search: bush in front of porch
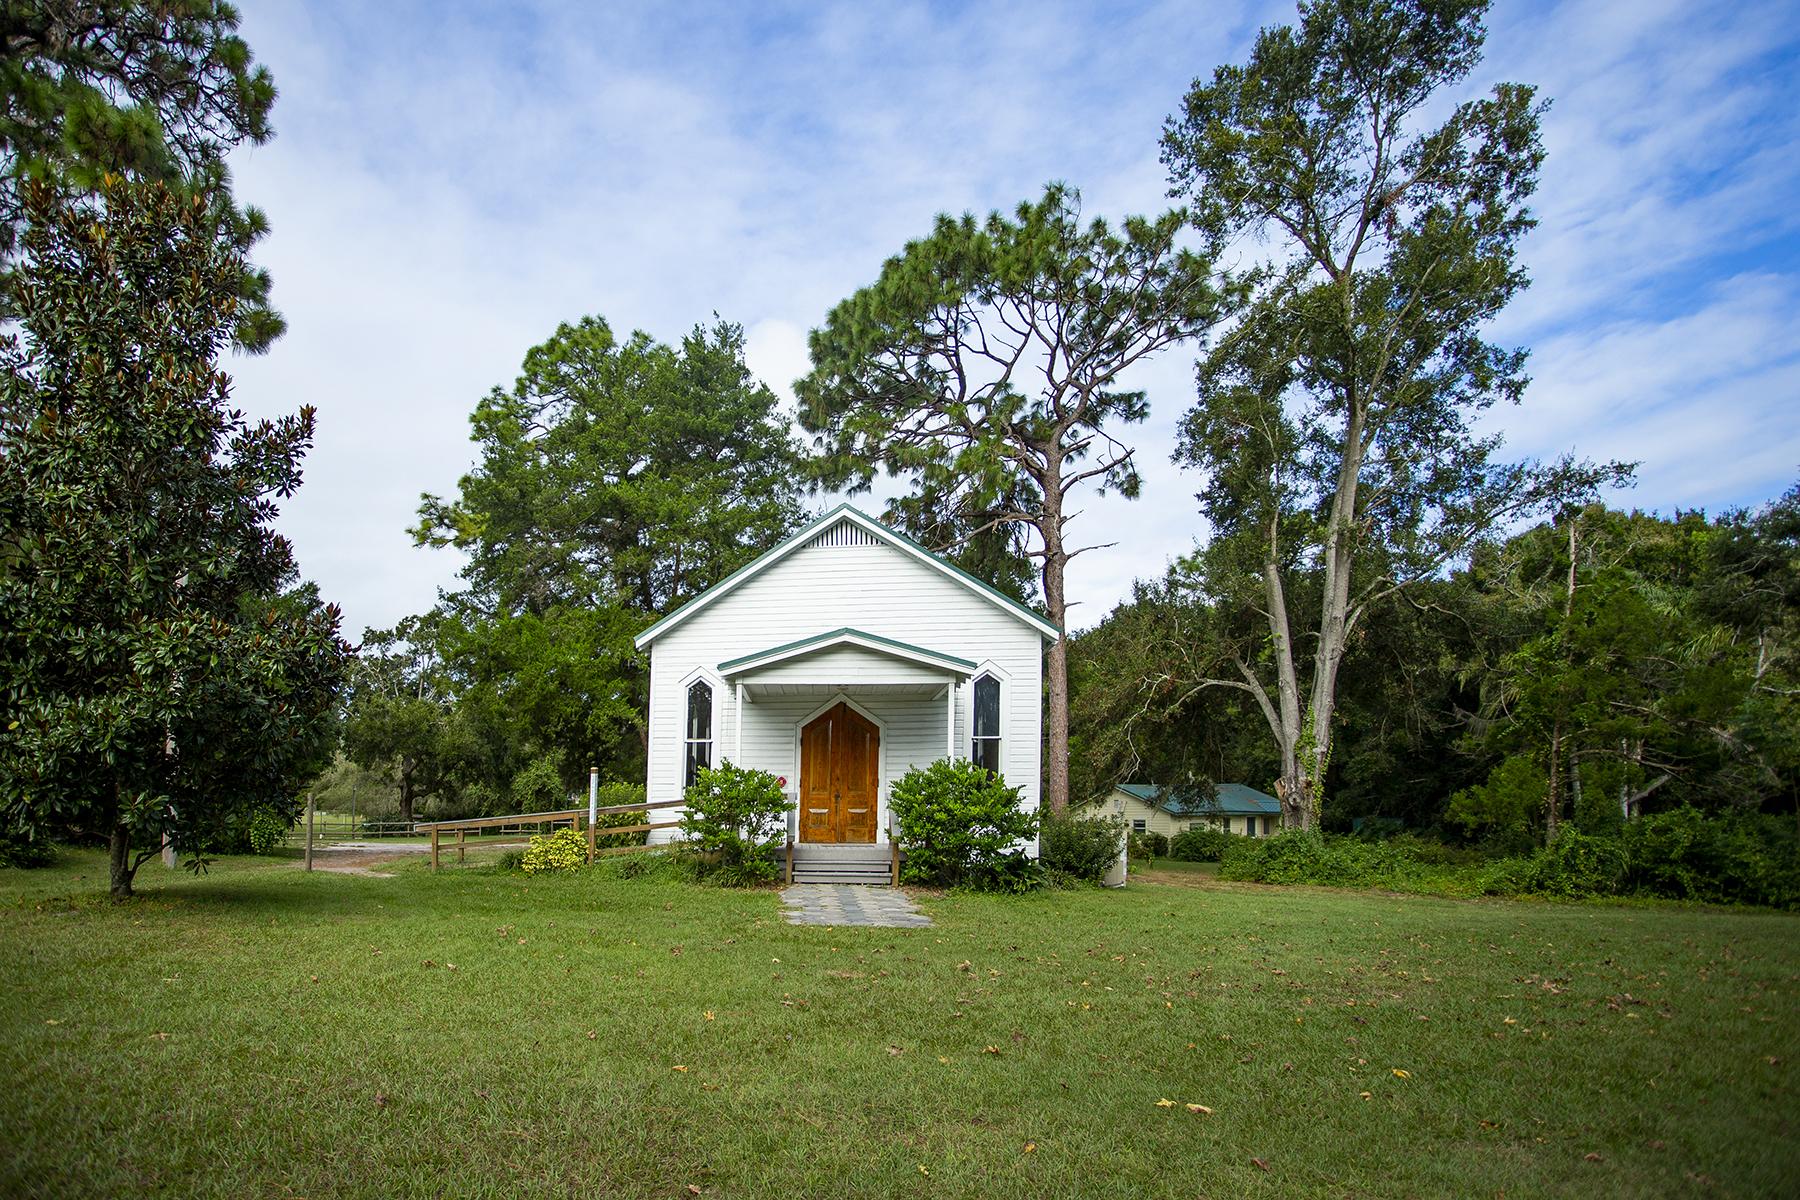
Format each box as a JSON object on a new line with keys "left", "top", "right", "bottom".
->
{"left": 680, "top": 762, "right": 793, "bottom": 886}
{"left": 889, "top": 759, "right": 1037, "bottom": 889}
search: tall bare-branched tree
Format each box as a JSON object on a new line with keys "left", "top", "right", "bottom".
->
{"left": 1160, "top": 0, "right": 1627, "bottom": 829}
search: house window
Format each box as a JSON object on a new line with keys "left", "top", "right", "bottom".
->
{"left": 684, "top": 680, "right": 713, "bottom": 788}
{"left": 1132, "top": 819, "right": 1147, "bottom": 833}
{"left": 971, "top": 674, "right": 1001, "bottom": 774}
{"left": 1244, "top": 816, "right": 1256, "bottom": 838}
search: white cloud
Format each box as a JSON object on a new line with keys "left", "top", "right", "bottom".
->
{"left": 218, "top": 0, "right": 1798, "bottom": 638}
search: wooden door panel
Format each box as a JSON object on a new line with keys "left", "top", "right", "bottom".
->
{"left": 841, "top": 707, "right": 879, "bottom": 843}
{"left": 800, "top": 707, "right": 836, "bottom": 842}
{"left": 799, "top": 703, "right": 881, "bottom": 844}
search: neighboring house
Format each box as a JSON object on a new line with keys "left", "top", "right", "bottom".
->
{"left": 1098, "top": 783, "right": 1283, "bottom": 839}
{"left": 632, "top": 504, "right": 1057, "bottom": 879}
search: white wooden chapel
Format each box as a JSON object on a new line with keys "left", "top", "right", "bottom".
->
{"left": 632, "top": 504, "right": 1057, "bottom": 881}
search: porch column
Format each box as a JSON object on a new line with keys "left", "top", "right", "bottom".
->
{"left": 734, "top": 680, "right": 744, "bottom": 764}
{"left": 945, "top": 680, "right": 956, "bottom": 760}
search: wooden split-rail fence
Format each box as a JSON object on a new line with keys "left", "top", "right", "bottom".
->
{"left": 412, "top": 798, "right": 686, "bottom": 871}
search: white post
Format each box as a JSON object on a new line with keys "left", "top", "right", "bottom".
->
{"left": 588, "top": 767, "right": 599, "bottom": 828}
{"left": 304, "top": 795, "right": 314, "bottom": 872}
{"left": 734, "top": 680, "right": 744, "bottom": 765}
{"left": 945, "top": 680, "right": 956, "bottom": 760}
{"left": 161, "top": 831, "right": 177, "bottom": 871}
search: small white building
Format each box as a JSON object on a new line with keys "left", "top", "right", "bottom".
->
{"left": 632, "top": 505, "right": 1057, "bottom": 880}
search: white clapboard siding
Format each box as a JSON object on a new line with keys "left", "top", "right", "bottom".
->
{"left": 643, "top": 529, "right": 1046, "bottom": 846}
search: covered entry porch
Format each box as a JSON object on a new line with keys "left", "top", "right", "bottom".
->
{"left": 714, "top": 628, "right": 972, "bottom": 880}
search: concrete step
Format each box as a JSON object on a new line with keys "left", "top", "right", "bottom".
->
{"left": 792, "top": 869, "right": 896, "bottom": 885}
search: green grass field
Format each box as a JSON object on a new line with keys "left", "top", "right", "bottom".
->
{"left": 3, "top": 848, "right": 1795, "bottom": 1198}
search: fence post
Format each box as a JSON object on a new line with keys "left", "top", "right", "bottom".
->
{"left": 305, "top": 796, "right": 313, "bottom": 872}
{"left": 588, "top": 767, "right": 598, "bottom": 865}
{"left": 430, "top": 827, "right": 439, "bottom": 873}
{"left": 457, "top": 828, "right": 465, "bottom": 863}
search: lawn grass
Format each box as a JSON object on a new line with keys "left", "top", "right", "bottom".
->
{"left": 3, "top": 848, "right": 1796, "bottom": 1198}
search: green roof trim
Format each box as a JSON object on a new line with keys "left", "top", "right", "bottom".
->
{"left": 718, "top": 626, "right": 977, "bottom": 674}
{"left": 633, "top": 503, "right": 1063, "bottom": 650}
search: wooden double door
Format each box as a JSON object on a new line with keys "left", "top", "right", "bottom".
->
{"left": 800, "top": 703, "right": 879, "bottom": 843}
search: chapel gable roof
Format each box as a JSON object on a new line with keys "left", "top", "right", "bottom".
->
{"left": 632, "top": 504, "right": 1061, "bottom": 650}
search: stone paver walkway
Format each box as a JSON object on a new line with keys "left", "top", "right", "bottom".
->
{"left": 780, "top": 884, "right": 933, "bottom": 928}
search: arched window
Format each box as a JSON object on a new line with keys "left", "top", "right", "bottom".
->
{"left": 971, "top": 674, "right": 1000, "bottom": 774}
{"left": 685, "top": 680, "right": 713, "bottom": 788}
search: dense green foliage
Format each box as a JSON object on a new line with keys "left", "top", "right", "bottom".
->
{"left": 678, "top": 762, "right": 792, "bottom": 886}
{"left": 797, "top": 183, "right": 1237, "bottom": 811}
{"left": 1169, "top": 826, "right": 1238, "bottom": 862}
{"left": 889, "top": 759, "right": 1038, "bottom": 887}
{"left": 1037, "top": 809, "right": 1122, "bottom": 884}
{"left": 0, "top": 1, "right": 283, "bottom": 349}
{"left": 1074, "top": 491, "right": 1800, "bottom": 842}
{"left": 0, "top": 179, "right": 349, "bottom": 897}
{"left": 1217, "top": 810, "right": 1799, "bottom": 908}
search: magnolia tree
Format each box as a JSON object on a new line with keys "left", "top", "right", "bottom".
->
{"left": 0, "top": 179, "right": 350, "bottom": 897}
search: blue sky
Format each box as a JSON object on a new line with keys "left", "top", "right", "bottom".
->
{"left": 222, "top": 0, "right": 1800, "bottom": 637}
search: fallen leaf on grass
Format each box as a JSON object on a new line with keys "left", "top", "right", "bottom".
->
{"left": 44, "top": 1020, "right": 58, "bottom": 1026}
{"left": 422, "top": 960, "right": 436, "bottom": 967}
{"left": 1023, "top": 1143, "right": 1036, "bottom": 1152}
{"left": 1647, "top": 1140, "right": 1665, "bottom": 1150}
{"left": 1359, "top": 1092, "right": 1372, "bottom": 1099}
{"left": 149, "top": 1032, "right": 168, "bottom": 1040}
{"left": 672, "top": 1065, "right": 688, "bottom": 1072}
{"left": 587, "top": 1031, "right": 596, "bottom": 1039}
{"left": 1392, "top": 1070, "right": 1410, "bottom": 1079}
{"left": 984, "top": 1046, "right": 1001, "bottom": 1055}
{"left": 938, "top": 1057, "right": 948, "bottom": 1063}
{"left": 918, "top": 1166, "right": 930, "bottom": 1176}
{"left": 1186, "top": 1104, "right": 1212, "bottom": 1114}
{"left": 375, "top": 1092, "right": 389, "bottom": 1109}
{"left": 1769, "top": 1057, "right": 1784, "bottom": 1066}
{"left": 886, "top": 1047, "right": 905, "bottom": 1057}
{"left": 1251, "top": 1157, "right": 1269, "bottom": 1171}
{"left": 686, "top": 1186, "right": 703, "bottom": 1195}
{"left": 1585, "top": 1154, "right": 1603, "bottom": 1162}
{"left": 1155, "top": 1098, "right": 1175, "bottom": 1107}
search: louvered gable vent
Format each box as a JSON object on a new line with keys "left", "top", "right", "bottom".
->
{"left": 807, "top": 519, "right": 883, "bottom": 549}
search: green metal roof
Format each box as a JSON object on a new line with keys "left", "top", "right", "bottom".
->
{"left": 1114, "top": 783, "right": 1281, "bottom": 816}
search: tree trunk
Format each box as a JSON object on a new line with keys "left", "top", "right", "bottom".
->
{"left": 1039, "top": 463, "right": 1070, "bottom": 814}
{"left": 1300, "top": 391, "right": 1370, "bottom": 831}
{"left": 1262, "top": 515, "right": 1305, "bottom": 828}
{"left": 1546, "top": 518, "right": 1578, "bottom": 844}
{"left": 108, "top": 820, "right": 135, "bottom": 899}
{"left": 398, "top": 754, "right": 416, "bottom": 827}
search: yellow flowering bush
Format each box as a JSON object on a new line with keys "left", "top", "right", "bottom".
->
{"left": 521, "top": 827, "right": 587, "bottom": 874}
